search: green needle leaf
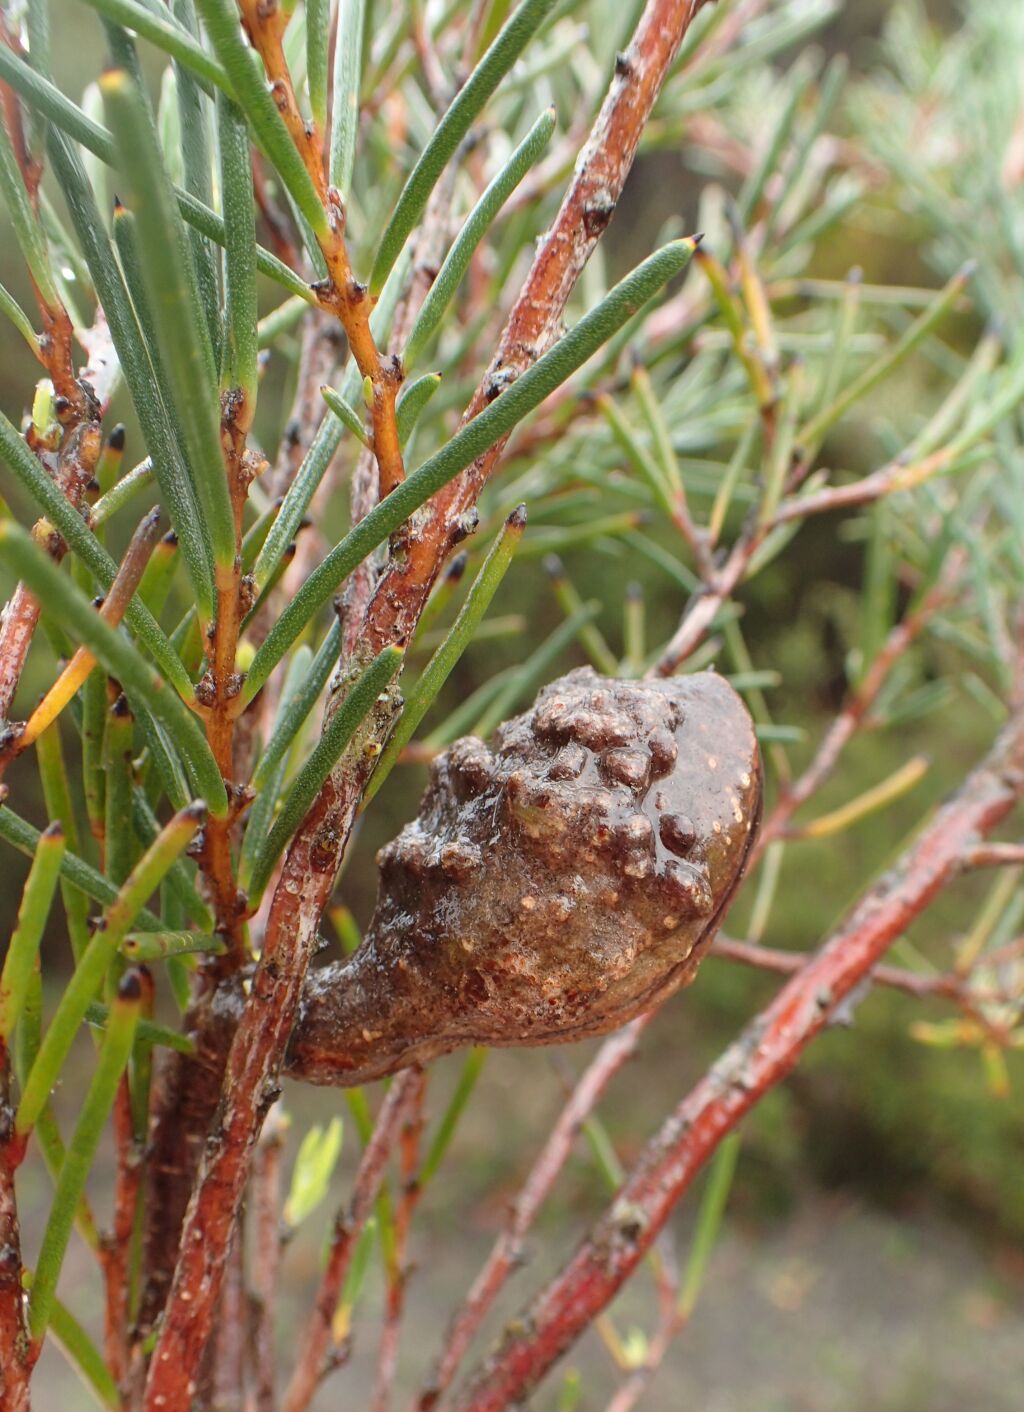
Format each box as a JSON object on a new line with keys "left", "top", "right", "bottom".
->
{"left": 0, "top": 278, "right": 40, "bottom": 352}
{"left": 678, "top": 1134, "right": 741, "bottom": 1319}
{"left": 121, "top": 930, "right": 226, "bottom": 961}
{"left": 79, "top": 0, "right": 232, "bottom": 96}
{"left": 218, "top": 94, "right": 259, "bottom": 402}
{"left": 245, "top": 237, "right": 697, "bottom": 702}
{"left": 103, "top": 69, "right": 236, "bottom": 571}
{"left": 329, "top": 0, "right": 367, "bottom": 197}
{"left": 306, "top": 0, "right": 330, "bottom": 131}
{"left": 239, "top": 640, "right": 324, "bottom": 891}
{"left": 395, "top": 372, "right": 442, "bottom": 448}
{"left": 0, "top": 822, "right": 65, "bottom": 1042}
{"left": 248, "top": 646, "right": 404, "bottom": 902}
{"left": 27, "top": 972, "right": 143, "bottom": 1343}
{"left": 194, "top": 0, "right": 329, "bottom": 238}
{"left": 0, "top": 524, "right": 227, "bottom": 814}
{"left": 404, "top": 106, "right": 555, "bottom": 367}
{"left": 320, "top": 383, "right": 370, "bottom": 446}
{"left": 16, "top": 803, "right": 204, "bottom": 1138}
{"left": 370, "top": 0, "right": 558, "bottom": 294}
{"left": 363, "top": 504, "right": 526, "bottom": 806}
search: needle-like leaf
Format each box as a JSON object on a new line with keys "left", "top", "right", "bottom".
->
{"left": 0, "top": 524, "right": 226, "bottom": 813}
{"left": 404, "top": 107, "right": 555, "bottom": 367}
{"left": 247, "top": 646, "right": 404, "bottom": 901}
{"left": 363, "top": 504, "right": 526, "bottom": 805}
{"left": 370, "top": 0, "right": 558, "bottom": 294}
{"left": 245, "top": 237, "right": 697, "bottom": 701}
{"left": 103, "top": 69, "right": 236, "bottom": 572}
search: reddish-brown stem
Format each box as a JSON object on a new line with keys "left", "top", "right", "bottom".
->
{"left": 249, "top": 1118, "right": 285, "bottom": 1412}
{"left": 449, "top": 707, "right": 1024, "bottom": 1410}
{"left": 282, "top": 1069, "right": 423, "bottom": 1412}
{"left": 237, "top": 0, "right": 326, "bottom": 195}
{"left": 0, "top": 1054, "right": 30, "bottom": 1412}
{"left": 194, "top": 405, "right": 256, "bottom": 962}
{"left": 238, "top": 0, "right": 406, "bottom": 499}
{"left": 708, "top": 936, "right": 1013, "bottom": 1007}
{"left": 963, "top": 841, "right": 1024, "bottom": 869}
{"left": 0, "top": 583, "right": 46, "bottom": 725}
{"left": 418, "top": 1018, "right": 649, "bottom": 1410}
{"left": 101, "top": 1075, "right": 141, "bottom": 1391}
{"left": 372, "top": 1070, "right": 426, "bottom": 1412}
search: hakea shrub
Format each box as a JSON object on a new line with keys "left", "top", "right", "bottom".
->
{"left": 0, "top": 0, "right": 1022, "bottom": 1408}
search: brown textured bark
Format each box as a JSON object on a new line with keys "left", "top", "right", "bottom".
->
{"left": 0, "top": 1060, "right": 30, "bottom": 1412}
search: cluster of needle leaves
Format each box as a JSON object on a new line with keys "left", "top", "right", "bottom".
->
{"left": 0, "top": 0, "right": 1022, "bottom": 1407}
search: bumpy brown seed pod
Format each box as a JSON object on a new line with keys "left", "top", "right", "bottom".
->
{"left": 285, "top": 667, "right": 762, "bottom": 1086}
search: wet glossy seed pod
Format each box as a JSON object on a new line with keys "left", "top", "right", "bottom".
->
{"left": 286, "top": 667, "right": 762, "bottom": 1086}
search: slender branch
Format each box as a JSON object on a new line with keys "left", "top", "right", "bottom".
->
{"left": 708, "top": 936, "right": 1013, "bottom": 1007}
{"left": 249, "top": 1115, "right": 285, "bottom": 1412}
{"left": 449, "top": 703, "right": 1024, "bottom": 1410}
{"left": 419, "top": 1018, "right": 649, "bottom": 1410}
{"left": 963, "top": 842, "right": 1024, "bottom": 869}
{"left": 282, "top": 1069, "right": 423, "bottom": 1412}
{"left": 371, "top": 1069, "right": 426, "bottom": 1412}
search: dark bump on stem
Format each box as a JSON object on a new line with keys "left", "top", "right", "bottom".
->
{"left": 107, "top": 423, "right": 126, "bottom": 451}
{"left": 445, "top": 552, "right": 468, "bottom": 584}
{"left": 453, "top": 508, "right": 479, "bottom": 543}
{"left": 118, "top": 969, "right": 144, "bottom": 1002}
{"left": 507, "top": 503, "right": 528, "bottom": 530}
{"left": 582, "top": 198, "right": 617, "bottom": 238}
{"left": 41, "top": 819, "right": 65, "bottom": 840}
